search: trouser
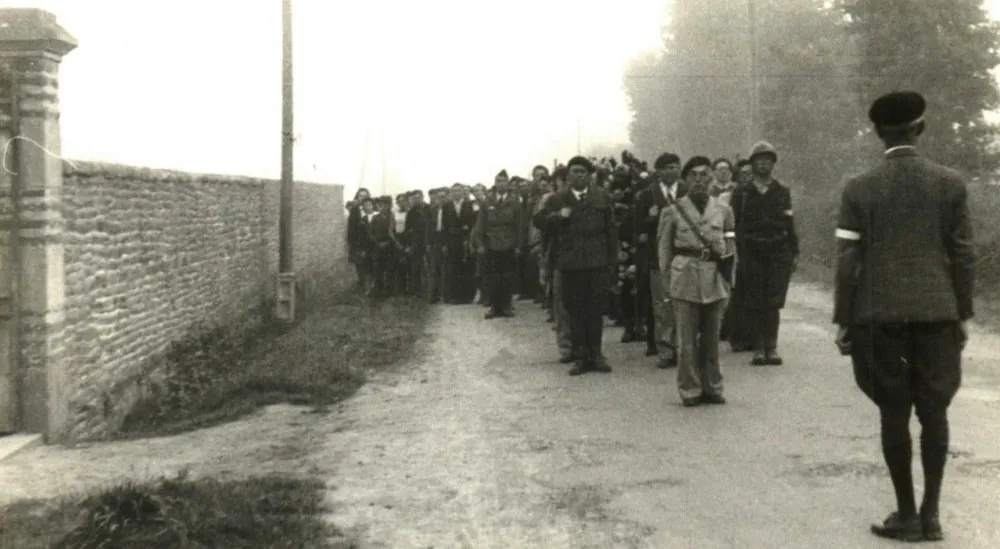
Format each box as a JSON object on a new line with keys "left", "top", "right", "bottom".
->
{"left": 522, "top": 254, "right": 541, "bottom": 300}
{"left": 674, "top": 299, "right": 726, "bottom": 400}
{"left": 443, "top": 251, "right": 467, "bottom": 303}
{"left": 649, "top": 268, "right": 676, "bottom": 356}
{"left": 722, "top": 290, "right": 753, "bottom": 347}
{"left": 424, "top": 235, "right": 445, "bottom": 303}
{"left": 561, "top": 268, "right": 608, "bottom": 363}
{"left": 551, "top": 269, "right": 572, "bottom": 357}
{"left": 484, "top": 249, "right": 516, "bottom": 313}
{"left": 392, "top": 246, "right": 409, "bottom": 296}
{"left": 407, "top": 249, "right": 425, "bottom": 296}
{"left": 849, "top": 322, "right": 962, "bottom": 518}
{"left": 620, "top": 278, "right": 639, "bottom": 332}
{"left": 371, "top": 244, "right": 393, "bottom": 296}
{"left": 748, "top": 308, "right": 781, "bottom": 351}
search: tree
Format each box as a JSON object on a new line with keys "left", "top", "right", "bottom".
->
{"left": 839, "top": 0, "right": 1000, "bottom": 173}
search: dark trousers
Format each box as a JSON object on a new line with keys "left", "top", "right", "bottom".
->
{"left": 748, "top": 308, "right": 780, "bottom": 351}
{"left": 484, "top": 249, "right": 516, "bottom": 313}
{"left": 443, "top": 240, "right": 472, "bottom": 303}
{"left": 849, "top": 322, "right": 962, "bottom": 518}
{"left": 424, "top": 235, "right": 445, "bottom": 303}
{"left": 370, "top": 244, "right": 393, "bottom": 296}
{"left": 407, "top": 249, "right": 425, "bottom": 296}
{"left": 520, "top": 254, "right": 541, "bottom": 300}
{"left": 619, "top": 279, "right": 638, "bottom": 332}
{"left": 561, "top": 268, "right": 608, "bottom": 362}
{"left": 721, "top": 286, "right": 753, "bottom": 347}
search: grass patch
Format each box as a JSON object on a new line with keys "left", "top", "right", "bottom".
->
{"left": 0, "top": 471, "right": 355, "bottom": 549}
{"left": 118, "top": 286, "right": 432, "bottom": 439}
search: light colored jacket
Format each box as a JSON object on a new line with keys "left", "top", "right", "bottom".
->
{"left": 657, "top": 196, "right": 736, "bottom": 304}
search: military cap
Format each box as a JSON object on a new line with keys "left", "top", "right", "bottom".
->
{"left": 868, "top": 91, "right": 926, "bottom": 126}
{"left": 748, "top": 140, "right": 778, "bottom": 163}
{"left": 495, "top": 169, "right": 509, "bottom": 179}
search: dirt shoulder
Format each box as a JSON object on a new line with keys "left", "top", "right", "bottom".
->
{"left": 3, "top": 282, "right": 999, "bottom": 548}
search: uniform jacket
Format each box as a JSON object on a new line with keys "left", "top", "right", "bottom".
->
{"left": 635, "top": 178, "right": 690, "bottom": 268}
{"left": 730, "top": 180, "right": 799, "bottom": 256}
{"left": 658, "top": 196, "right": 736, "bottom": 304}
{"left": 471, "top": 192, "right": 525, "bottom": 252}
{"left": 536, "top": 186, "right": 618, "bottom": 272}
{"left": 833, "top": 147, "right": 975, "bottom": 325}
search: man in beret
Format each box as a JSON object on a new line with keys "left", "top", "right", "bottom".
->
{"left": 635, "top": 152, "right": 688, "bottom": 368}
{"left": 536, "top": 156, "right": 618, "bottom": 375}
{"left": 471, "top": 169, "right": 525, "bottom": 318}
{"left": 729, "top": 141, "right": 799, "bottom": 366}
{"left": 834, "top": 91, "right": 975, "bottom": 542}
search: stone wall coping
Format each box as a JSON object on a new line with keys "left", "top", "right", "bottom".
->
{"left": 0, "top": 9, "right": 78, "bottom": 56}
{"left": 64, "top": 159, "right": 341, "bottom": 188}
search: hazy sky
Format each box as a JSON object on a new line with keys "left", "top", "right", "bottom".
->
{"left": 6, "top": 0, "right": 1000, "bottom": 197}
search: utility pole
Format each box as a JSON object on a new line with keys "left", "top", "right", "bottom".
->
{"left": 276, "top": 0, "right": 296, "bottom": 321}
{"left": 576, "top": 117, "right": 581, "bottom": 155}
{"left": 748, "top": 0, "right": 759, "bottom": 150}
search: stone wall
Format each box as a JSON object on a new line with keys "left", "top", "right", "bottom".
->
{"left": 59, "top": 161, "right": 345, "bottom": 441}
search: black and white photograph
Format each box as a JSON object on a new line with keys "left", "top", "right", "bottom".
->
{"left": 0, "top": 0, "right": 998, "bottom": 547}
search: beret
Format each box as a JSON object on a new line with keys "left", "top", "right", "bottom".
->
{"left": 869, "top": 91, "right": 926, "bottom": 126}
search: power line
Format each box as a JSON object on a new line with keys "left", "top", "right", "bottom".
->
{"left": 623, "top": 73, "right": 993, "bottom": 79}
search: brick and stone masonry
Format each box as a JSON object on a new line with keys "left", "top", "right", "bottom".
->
{"left": 0, "top": 8, "right": 347, "bottom": 443}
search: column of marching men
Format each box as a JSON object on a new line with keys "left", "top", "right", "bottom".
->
{"left": 345, "top": 143, "right": 800, "bottom": 406}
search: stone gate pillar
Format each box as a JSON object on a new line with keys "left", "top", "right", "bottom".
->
{"left": 0, "top": 9, "right": 77, "bottom": 442}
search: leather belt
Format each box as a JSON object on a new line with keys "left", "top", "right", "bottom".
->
{"left": 673, "top": 247, "right": 713, "bottom": 260}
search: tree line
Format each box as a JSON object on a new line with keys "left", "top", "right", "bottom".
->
{"left": 624, "top": 0, "right": 1000, "bottom": 264}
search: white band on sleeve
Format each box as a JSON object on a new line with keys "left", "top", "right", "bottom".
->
{"left": 835, "top": 228, "right": 861, "bottom": 241}
{"left": 724, "top": 231, "right": 736, "bottom": 238}
{"left": 783, "top": 209, "right": 793, "bottom": 216}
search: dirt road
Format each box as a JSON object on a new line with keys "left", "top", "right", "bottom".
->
{"left": 1, "top": 281, "right": 997, "bottom": 548}
{"left": 322, "top": 282, "right": 1000, "bottom": 548}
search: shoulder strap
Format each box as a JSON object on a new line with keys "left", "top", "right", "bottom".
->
{"left": 673, "top": 199, "right": 714, "bottom": 250}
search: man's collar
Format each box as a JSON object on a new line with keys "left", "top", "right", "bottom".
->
{"left": 885, "top": 145, "right": 918, "bottom": 157}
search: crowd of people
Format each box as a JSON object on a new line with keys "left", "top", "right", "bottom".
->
{"left": 345, "top": 91, "right": 976, "bottom": 543}
{"left": 345, "top": 143, "right": 799, "bottom": 405}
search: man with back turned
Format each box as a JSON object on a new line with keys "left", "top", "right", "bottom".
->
{"left": 834, "top": 91, "right": 975, "bottom": 542}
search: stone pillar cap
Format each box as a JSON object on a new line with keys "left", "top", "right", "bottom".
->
{"left": 0, "top": 9, "right": 78, "bottom": 56}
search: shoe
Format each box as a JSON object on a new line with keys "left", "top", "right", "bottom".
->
{"left": 620, "top": 330, "right": 637, "bottom": 343}
{"left": 921, "top": 512, "right": 943, "bottom": 541}
{"left": 681, "top": 397, "right": 700, "bottom": 407}
{"left": 546, "top": 315, "right": 554, "bottom": 323}
{"left": 766, "top": 349, "right": 783, "bottom": 365}
{"left": 592, "top": 359, "right": 612, "bottom": 373}
{"left": 645, "top": 346, "right": 658, "bottom": 357}
{"left": 484, "top": 310, "right": 498, "bottom": 320}
{"left": 701, "top": 393, "right": 726, "bottom": 405}
{"left": 751, "top": 352, "right": 768, "bottom": 366}
{"left": 656, "top": 356, "right": 676, "bottom": 369}
{"left": 558, "top": 354, "right": 575, "bottom": 364}
{"left": 870, "top": 512, "right": 924, "bottom": 542}
{"left": 568, "top": 362, "right": 589, "bottom": 376}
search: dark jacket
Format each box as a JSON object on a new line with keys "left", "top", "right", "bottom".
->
{"left": 730, "top": 179, "right": 799, "bottom": 309}
{"left": 536, "top": 186, "right": 618, "bottom": 272}
{"left": 833, "top": 147, "right": 975, "bottom": 325}
{"left": 472, "top": 193, "right": 524, "bottom": 252}
{"left": 347, "top": 205, "right": 366, "bottom": 263}
{"left": 635, "top": 178, "right": 689, "bottom": 268}
{"left": 404, "top": 203, "right": 428, "bottom": 252}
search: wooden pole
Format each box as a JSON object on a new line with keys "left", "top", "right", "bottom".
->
{"left": 748, "top": 0, "right": 758, "bottom": 150}
{"left": 279, "top": 0, "right": 294, "bottom": 273}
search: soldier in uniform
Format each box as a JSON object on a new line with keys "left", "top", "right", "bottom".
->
{"left": 834, "top": 91, "right": 974, "bottom": 542}
{"left": 537, "top": 156, "right": 618, "bottom": 375}
{"left": 635, "top": 153, "right": 688, "bottom": 368}
{"left": 658, "top": 156, "right": 736, "bottom": 406}
{"left": 730, "top": 141, "right": 799, "bottom": 365}
{"left": 472, "top": 170, "right": 525, "bottom": 319}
